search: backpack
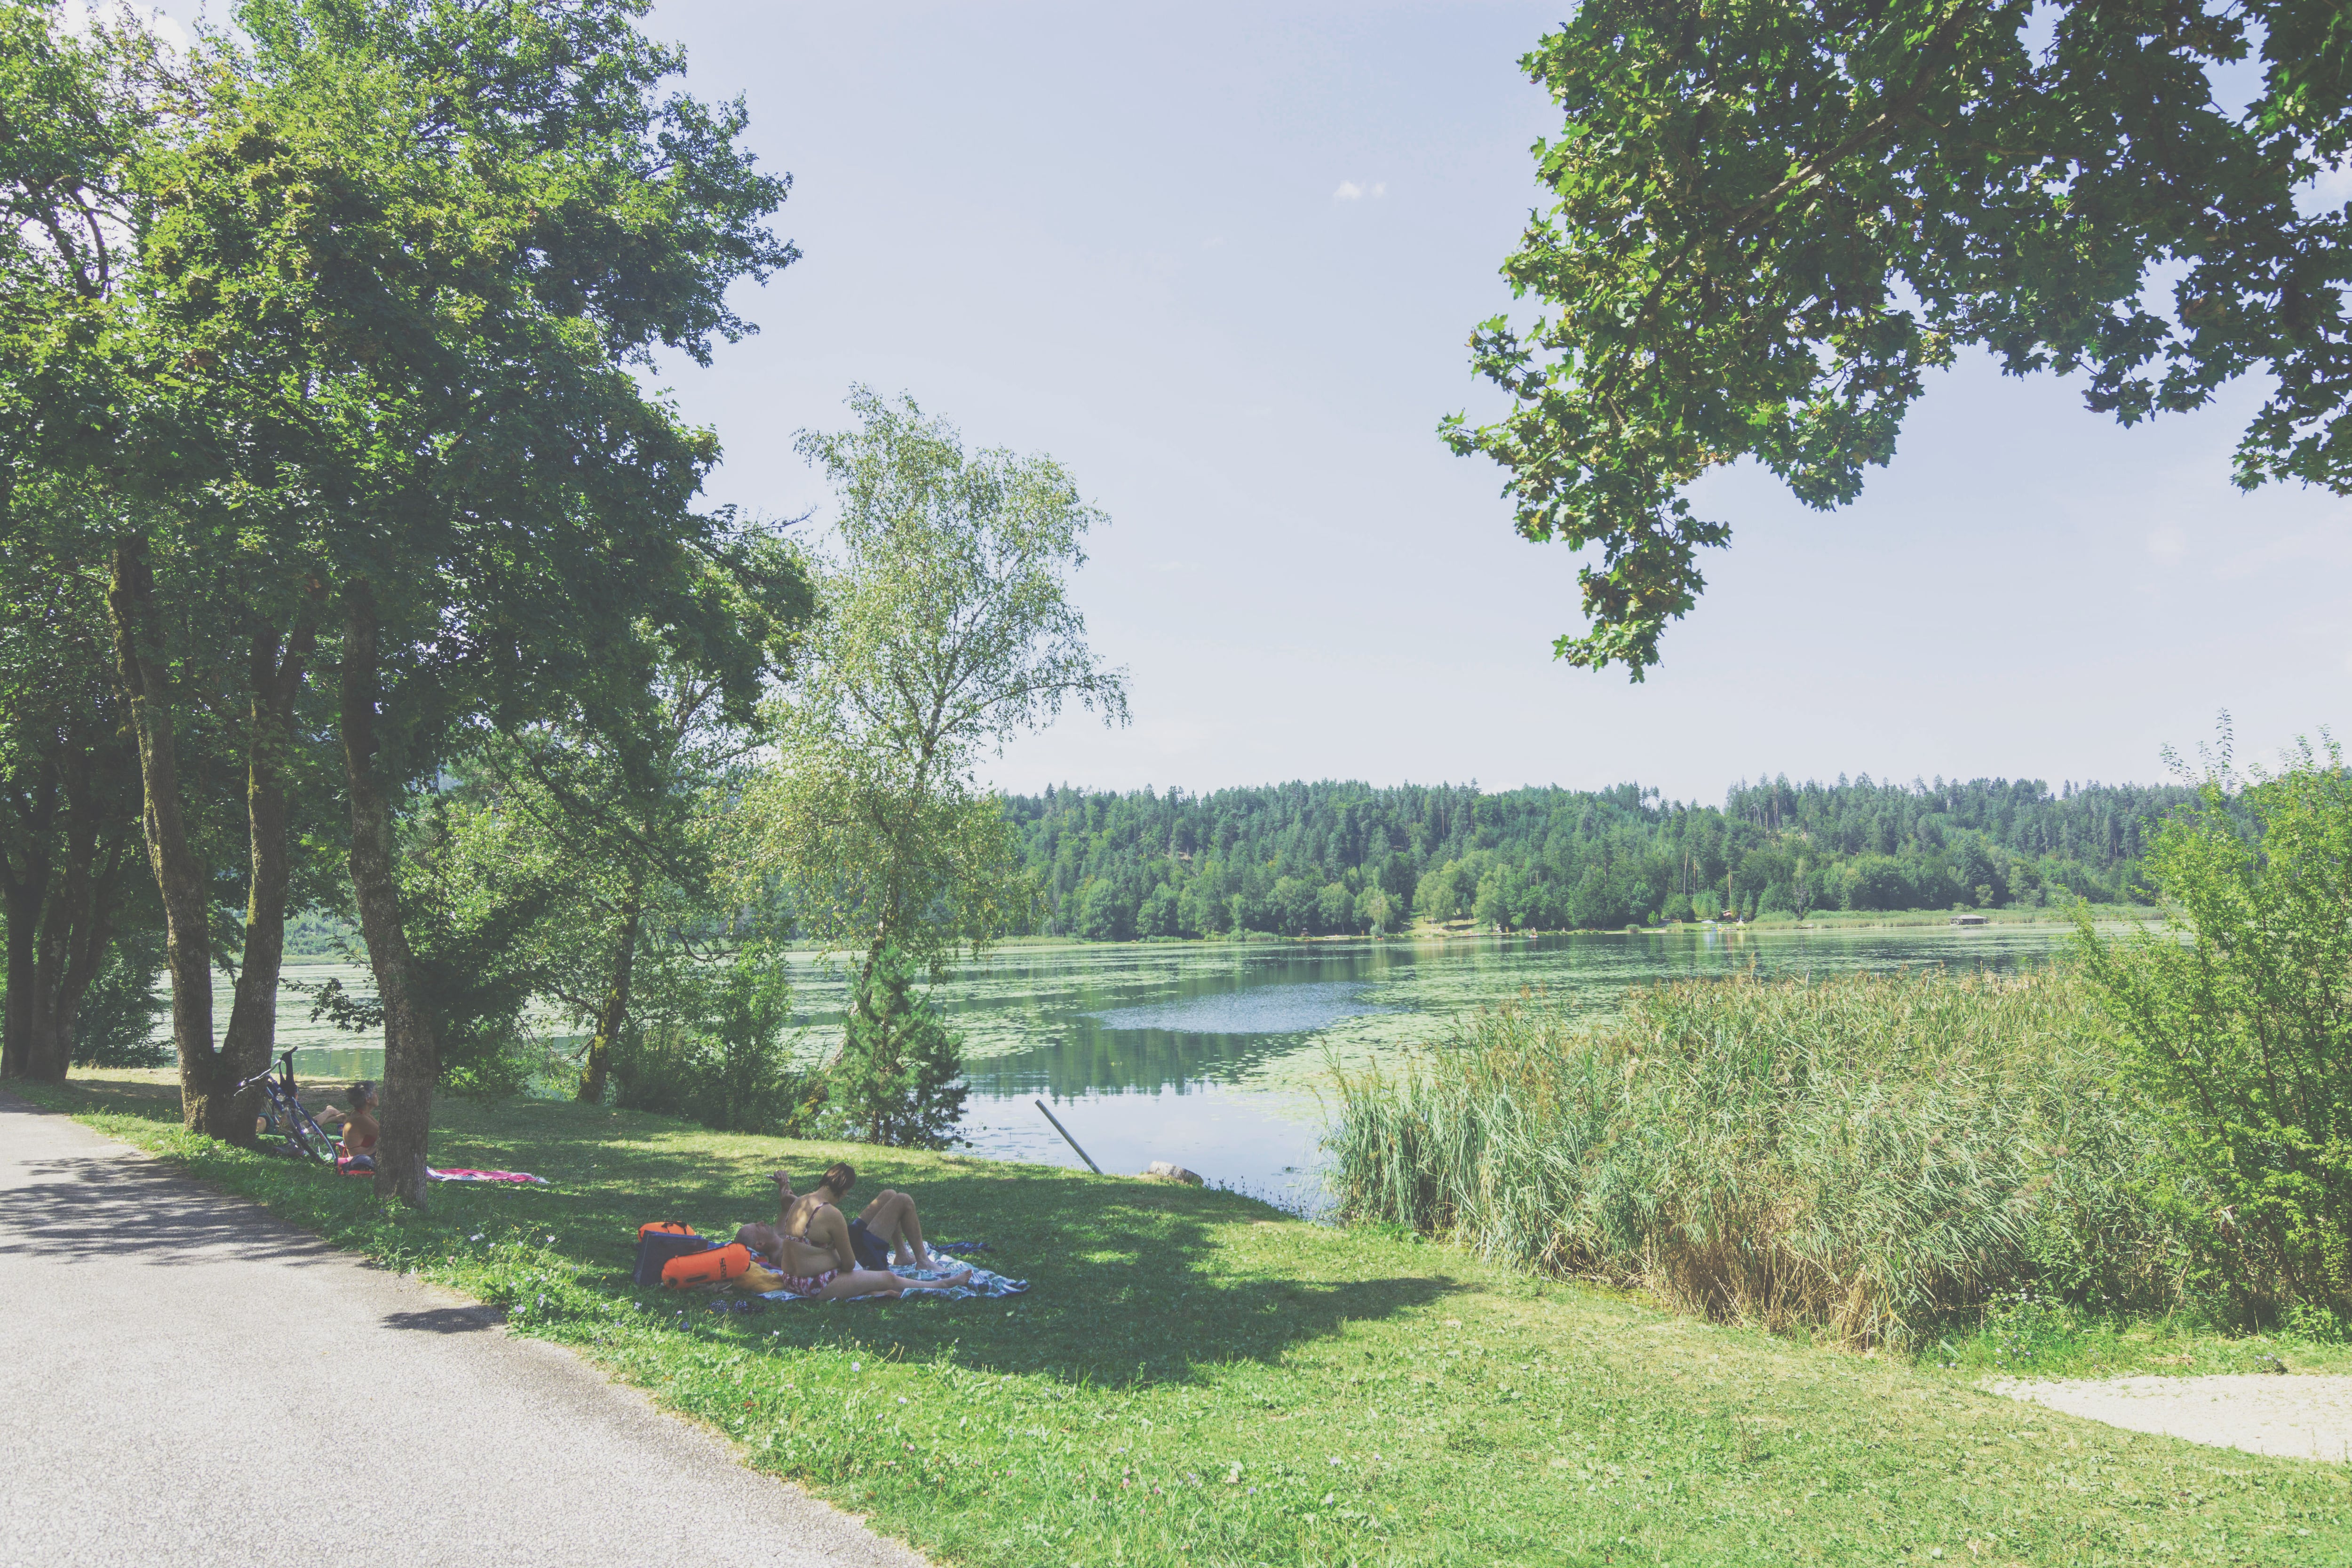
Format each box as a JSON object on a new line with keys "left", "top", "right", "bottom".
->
{"left": 632, "top": 1226, "right": 710, "bottom": 1287}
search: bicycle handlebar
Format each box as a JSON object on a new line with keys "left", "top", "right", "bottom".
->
{"left": 232, "top": 1048, "right": 302, "bottom": 1095}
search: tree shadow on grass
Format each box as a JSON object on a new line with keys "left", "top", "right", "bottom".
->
{"left": 12, "top": 1087, "right": 1480, "bottom": 1385}
{"left": 444, "top": 1116, "right": 1480, "bottom": 1388}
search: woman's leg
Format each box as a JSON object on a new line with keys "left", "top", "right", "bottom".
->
{"left": 816, "top": 1266, "right": 973, "bottom": 1301}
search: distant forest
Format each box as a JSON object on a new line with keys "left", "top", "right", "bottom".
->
{"left": 1004, "top": 776, "right": 2193, "bottom": 939}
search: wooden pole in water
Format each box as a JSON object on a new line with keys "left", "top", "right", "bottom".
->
{"left": 1034, "top": 1098, "right": 1102, "bottom": 1173}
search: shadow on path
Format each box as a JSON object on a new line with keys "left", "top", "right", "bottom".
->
{"left": 0, "top": 1137, "right": 342, "bottom": 1270}
{"left": 384, "top": 1306, "right": 505, "bottom": 1334}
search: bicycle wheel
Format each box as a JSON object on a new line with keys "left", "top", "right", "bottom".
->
{"left": 253, "top": 1094, "right": 297, "bottom": 1154}
{"left": 284, "top": 1104, "right": 337, "bottom": 1164}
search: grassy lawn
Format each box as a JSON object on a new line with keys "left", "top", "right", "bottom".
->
{"left": 17, "top": 1072, "right": 2352, "bottom": 1567}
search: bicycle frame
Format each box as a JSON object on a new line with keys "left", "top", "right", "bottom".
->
{"left": 238, "top": 1050, "right": 335, "bottom": 1164}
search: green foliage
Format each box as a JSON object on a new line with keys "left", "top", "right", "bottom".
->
{"left": 1447, "top": 1, "right": 2352, "bottom": 674}
{"left": 1329, "top": 969, "right": 2198, "bottom": 1346}
{"left": 611, "top": 947, "right": 816, "bottom": 1136}
{"left": 2078, "top": 734, "right": 2352, "bottom": 1315}
{"left": 1013, "top": 774, "right": 2184, "bottom": 939}
{"left": 830, "top": 942, "right": 968, "bottom": 1149}
{"left": 748, "top": 389, "right": 1124, "bottom": 983}
{"left": 303, "top": 791, "right": 565, "bottom": 1097}
{"left": 68, "top": 926, "right": 170, "bottom": 1069}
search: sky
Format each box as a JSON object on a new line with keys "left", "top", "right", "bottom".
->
{"left": 139, "top": 1, "right": 2352, "bottom": 804}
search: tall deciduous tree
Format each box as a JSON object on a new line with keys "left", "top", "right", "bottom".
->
{"left": 135, "top": 0, "right": 796, "bottom": 1202}
{"left": 750, "top": 389, "right": 1128, "bottom": 998}
{"left": 0, "top": 5, "right": 174, "bottom": 1088}
{"left": 1447, "top": 0, "right": 2352, "bottom": 676}
{"left": 465, "top": 537, "right": 812, "bottom": 1104}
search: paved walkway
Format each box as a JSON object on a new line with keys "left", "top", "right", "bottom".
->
{"left": 1997, "top": 1372, "right": 2352, "bottom": 1463}
{"left": 0, "top": 1095, "right": 925, "bottom": 1568}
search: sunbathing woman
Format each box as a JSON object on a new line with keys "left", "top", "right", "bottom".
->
{"left": 785, "top": 1161, "right": 942, "bottom": 1270}
{"left": 737, "top": 1171, "right": 969, "bottom": 1300}
{"left": 315, "top": 1081, "right": 380, "bottom": 1171}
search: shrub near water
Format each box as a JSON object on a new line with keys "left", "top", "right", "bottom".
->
{"left": 1329, "top": 969, "right": 2192, "bottom": 1346}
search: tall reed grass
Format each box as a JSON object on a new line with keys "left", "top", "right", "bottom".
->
{"left": 1327, "top": 969, "right": 2197, "bottom": 1347}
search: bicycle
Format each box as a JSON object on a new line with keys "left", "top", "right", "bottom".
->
{"left": 236, "top": 1049, "right": 336, "bottom": 1165}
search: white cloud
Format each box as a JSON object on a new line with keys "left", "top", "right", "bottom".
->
{"left": 1332, "top": 180, "right": 1386, "bottom": 201}
{"left": 2145, "top": 525, "right": 2188, "bottom": 565}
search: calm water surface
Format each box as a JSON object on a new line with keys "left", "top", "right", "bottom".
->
{"left": 230, "top": 922, "right": 2087, "bottom": 1211}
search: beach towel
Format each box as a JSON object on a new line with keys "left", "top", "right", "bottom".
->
{"left": 428, "top": 1167, "right": 549, "bottom": 1185}
{"left": 753, "top": 1255, "right": 1028, "bottom": 1304}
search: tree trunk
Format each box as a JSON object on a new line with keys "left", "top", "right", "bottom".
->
{"left": 339, "top": 581, "right": 437, "bottom": 1209}
{"left": 0, "top": 767, "right": 56, "bottom": 1081}
{"left": 219, "top": 603, "right": 322, "bottom": 1130}
{"left": 0, "top": 872, "right": 42, "bottom": 1081}
{"left": 106, "top": 535, "right": 227, "bottom": 1134}
{"left": 577, "top": 885, "right": 643, "bottom": 1103}
{"left": 23, "top": 754, "right": 121, "bottom": 1082}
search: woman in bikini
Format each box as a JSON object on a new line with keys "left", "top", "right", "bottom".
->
{"left": 315, "top": 1081, "right": 380, "bottom": 1171}
{"left": 790, "top": 1161, "right": 940, "bottom": 1270}
{"left": 737, "top": 1170, "right": 969, "bottom": 1300}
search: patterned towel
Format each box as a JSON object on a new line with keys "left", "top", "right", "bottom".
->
{"left": 755, "top": 1257, "right": 1028, "bottom": 1304}
{"left": 428, "top": 1167, "right": 549, "bottom": 1185}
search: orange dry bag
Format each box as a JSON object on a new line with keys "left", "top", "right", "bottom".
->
{"left": 661, "top": 1242, "right": 750, "bottom": 1288}
{"left": 637, "top": 1221, "right": 699, "bottom": 1240}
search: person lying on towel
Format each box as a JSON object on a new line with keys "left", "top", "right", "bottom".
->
{"left": 737, "top": 1169, "right": 969, "bottom": 1300}
{"left": 315, "top": 1081, "right": 380, "bottom": 1170}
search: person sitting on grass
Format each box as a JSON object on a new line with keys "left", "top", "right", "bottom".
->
{"left": 315, "top": 1081, "right": 379, "bottom": 1171}
{"left": 736, "top": 1170, "right": 969, "bottom": 1301}
{"left": 792, "top": 1161, "right": 942, "bottom": 1270}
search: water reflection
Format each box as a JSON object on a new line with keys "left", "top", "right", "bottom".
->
{"left": 1083, "top": 979, "right": 1392, "bottom": 1035}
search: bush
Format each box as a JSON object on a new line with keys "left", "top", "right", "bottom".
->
{"left": 2076, "top": 734, "right": 2352, "bottom": 1317}
{"left": 610, "top": 948, "right": 820, "bottom": 1135}
{"left": 1327, "top": 969, "right": 2197, "bottom": 1347}
{"left": 69, "top": 927, "right": 171, "bottom": 1069}
{"left": 832, "top": 942, "right": 967, "bottom": 1148}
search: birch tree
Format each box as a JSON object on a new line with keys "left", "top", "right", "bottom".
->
{"left": 748, "top": 389, "right": 1127, "bottom": 1129}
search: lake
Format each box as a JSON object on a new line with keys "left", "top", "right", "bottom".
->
{"left": 225, "top": 919, "right": 2088, "bottom": 1211}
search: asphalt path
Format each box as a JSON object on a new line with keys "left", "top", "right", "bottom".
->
{"left": 0, "top": 1094, "right": 925, "bottom": 1568}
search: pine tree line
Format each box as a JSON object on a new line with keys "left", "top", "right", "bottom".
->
{"left": 1004, "top": 775, "right": 2191, "bottom": 939}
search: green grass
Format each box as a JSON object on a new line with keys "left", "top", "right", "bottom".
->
{"left": 1924, "top": 1287, "right": 2352, "bottom": 1381}
{"left": 15, "top": 1072, "right": 2352, "bottom": 1567}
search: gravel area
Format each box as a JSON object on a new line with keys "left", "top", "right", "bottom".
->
{"left": 1994, "top": 1373, "right": 2352, "bottom": 1462}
